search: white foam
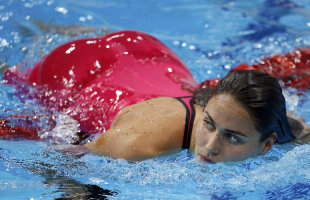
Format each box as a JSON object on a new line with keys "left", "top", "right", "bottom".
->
{"left": 39, "top": 114, "right": 80, "bottom": 144}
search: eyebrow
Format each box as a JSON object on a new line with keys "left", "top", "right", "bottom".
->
{"left": 205, "top": 111, "right": 248, "bottom": 138}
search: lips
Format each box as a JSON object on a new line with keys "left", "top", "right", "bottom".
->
{"left": 199, "top": 154, "right": 215, "bottom": 164}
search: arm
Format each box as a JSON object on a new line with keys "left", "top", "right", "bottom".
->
{"left": 287, "top": 112, "right": 310, "bottom": 143}
{"left": 84, "top": 97, "right": 186, "bottom": 161}
{"left": 84, "top": 124, "right": 170, "bottom": 161}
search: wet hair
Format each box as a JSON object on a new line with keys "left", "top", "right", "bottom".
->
{"left": 194, "top": 70, "right": 294, "bottom": 143}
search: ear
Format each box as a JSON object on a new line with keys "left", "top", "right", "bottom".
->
{"left": 260, "top": 132, "right": 277, "bottom": 155}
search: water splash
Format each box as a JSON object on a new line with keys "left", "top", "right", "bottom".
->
{"left": 39, "top": 113, "right": 80, "bottom": 144}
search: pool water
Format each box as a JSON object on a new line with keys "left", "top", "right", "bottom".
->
{"left": 1, "top": 0, "right": 310, "bottom": 199}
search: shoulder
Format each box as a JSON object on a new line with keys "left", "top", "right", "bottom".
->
{"left": 108, "top": 97, "right": 189, "bottom": 158}
{"left": 287, "top": 113, "right": 310, "bottom": 143}
{"left": 111, "top": 97, "right": 187, "bottom": 127}
{"left": 132, "top": 97, "right": 186, "bottom": 109}
{"left": 86, "top": 97, "right": 203, "bottom": 160}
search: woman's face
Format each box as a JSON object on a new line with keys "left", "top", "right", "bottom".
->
{"left": 195, "top": 94, "right": 271, "bottom": 163}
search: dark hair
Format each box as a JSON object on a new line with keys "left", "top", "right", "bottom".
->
{"left": 195, "top": 70, "right": 292, "bottom": 142}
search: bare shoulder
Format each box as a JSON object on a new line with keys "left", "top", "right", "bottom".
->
{"left": 85, "top": 97, "right": 188, "bottom": 160}
{"left": 123, "top": 97, "right": 185, "bottom": 112}
{"left": 287, "top": 112, "right": 310, "bottom": 143}
{"left": 110, "top": 97, "right": 187, "bottom": 149}
{"left": 111, "top": 97, "right": 186, "bottom": 127}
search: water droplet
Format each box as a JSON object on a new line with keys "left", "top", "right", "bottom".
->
{"left": 189, "top": 45, "right": 196, "bottom": 50}
{"left": 55, "top": 7, "right": 68, "bottom": 14}
{"left": 69, "top": 69, "right": 74, "bottom": 76}
{"left": 224, "top": 65, "right": 231, "bottom": 69}
{"left": 254, "top": 43, "right": 262, "bottom": 48}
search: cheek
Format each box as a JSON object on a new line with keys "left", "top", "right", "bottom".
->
{"left": 222, "top": 144, "right": 260, "bottom": 161}
{"left": 195, "top": 123, "right": 209, "bottom": 144}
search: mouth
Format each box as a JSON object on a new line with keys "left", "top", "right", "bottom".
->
{"left": 199, "top": 154, "right": 215, "bottom": 164}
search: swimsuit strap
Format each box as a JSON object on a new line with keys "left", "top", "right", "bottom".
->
{"left": 175, "top": 96, "right": 196, "bottom": 149}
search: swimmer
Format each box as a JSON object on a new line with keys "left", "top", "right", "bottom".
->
{"left": 84, "top": 69, "right": 309, "bottom": 162}
{"left": 2, "top": 30, "right": 310, "bottom": 162}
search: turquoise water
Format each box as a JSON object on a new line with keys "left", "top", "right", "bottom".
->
{"left": 1, "top": 0, "right": 310, "bottom": 199}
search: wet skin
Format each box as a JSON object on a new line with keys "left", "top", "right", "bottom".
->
{"left": 194, "top": 94, "right": 276, "bottom": 163}
{"left": 84, "top": 95, "right": 307, "bottom": 162}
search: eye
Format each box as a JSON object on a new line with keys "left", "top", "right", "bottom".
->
{"left": 204, "top": 119, "right": 215, "bottom": 131}
{"left": 224, "top": 133, "right": 242, "bottom": 145}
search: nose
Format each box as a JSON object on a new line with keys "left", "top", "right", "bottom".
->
{"left": 205, "top": 132, "right": 221, "bottom": 156}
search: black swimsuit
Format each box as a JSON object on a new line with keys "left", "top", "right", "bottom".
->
{"left": 175, "top": 96, "right": 196, "bottom": 149}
